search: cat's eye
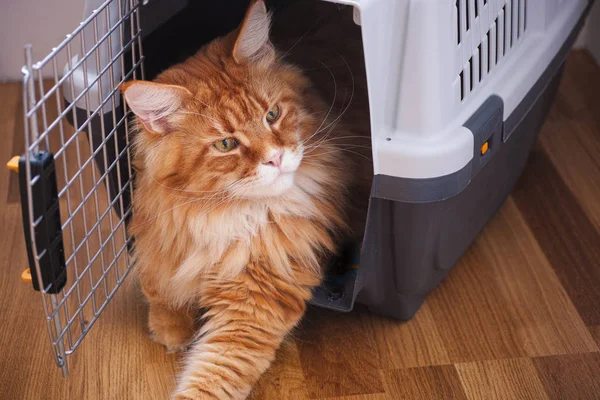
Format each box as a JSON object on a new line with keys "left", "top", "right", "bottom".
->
{"left": 266, "top": 105, "right": 281, "bottom": 124}
{"left": 213, "top": 138, "right": 239, "bottom": 152}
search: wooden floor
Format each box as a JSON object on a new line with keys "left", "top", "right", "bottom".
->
{"left": 1, "top": 51, "right": 600, "bottom": 399}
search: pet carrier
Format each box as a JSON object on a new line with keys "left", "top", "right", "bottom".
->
{"left": 7, "top": 0, "right": 593, "bottom": 376}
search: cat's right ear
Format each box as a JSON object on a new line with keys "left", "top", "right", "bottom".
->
{"left": 121, "top": 81, "right": 191, "bottom": 134}
{"left": 233, "top": 0, "right": 274, "bottom": 64}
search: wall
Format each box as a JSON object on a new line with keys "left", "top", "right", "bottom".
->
{"left": 0, "top": 0, "right": 83, "bottom": 81}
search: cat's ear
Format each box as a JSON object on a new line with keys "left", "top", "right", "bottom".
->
{"left": 233, "top": 0, "right": 274, "bottom": 64}
{"left": 121, "top": 81, "right": 191, "bottom": 134}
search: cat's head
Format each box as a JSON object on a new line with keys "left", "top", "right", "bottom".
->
{"left": 122, "top": 0, "right": 320, "bottom": 199}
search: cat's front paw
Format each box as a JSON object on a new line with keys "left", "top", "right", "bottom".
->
{"left": 147, "top": 305, "right": 196, "bottom": 353}
{"left": 149, "top": 329, "right": 191, "bottom": 353}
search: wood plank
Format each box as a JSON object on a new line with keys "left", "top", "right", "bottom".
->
{"left": 0, "top": 203, "right": 66, "bottom": 400}
{"left": 539, "top": 117, "right": 600, "bottom": 231}
{"left": 364, "top": 302, "right": 450, "bottom": 369}
{"left": 512, "top": 148, "right": 600, "bottom": 326}
{"left": 590, "top": 326, "right": 600, "bottom": 348}
{"left": 456, "top": 358, "right": 549, "bottom": 400}
{"left": 2, "top": 82, "right": 21, "bottom": 203}
{"left": 540, "top": 51, "right": 600, "bottom": 230}
{"left": 250, "top": 340, "right": 310, "bottom": 400}
{"left": 297, "top": 306, "right": 385, "bottom": 399}
{"left": 382, "top": 365, "right": 468, "bottom": 400}
{"left": 532, "top": 353, "right": 600, "bottom": 400}
{"left": 552, "top": 51, "right": 600, "bottom": 124}
{"left": 425, "top": 198, "right": 596, "bottom": 363}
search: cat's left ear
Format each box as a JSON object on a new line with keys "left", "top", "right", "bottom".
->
{"left": 233, "top": 0, "right": 274, "bottom": 64}
{"left": 121, "top": 80, "right": 191, "bottom": 134}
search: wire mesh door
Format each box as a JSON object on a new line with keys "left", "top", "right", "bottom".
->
{"left": 18, "top": 0, "right": 143, "bottom": 376}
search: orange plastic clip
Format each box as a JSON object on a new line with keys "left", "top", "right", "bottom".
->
{"left": 6, "top": 156, "right": 20, "bottom": 173}
{"left": 21, "top": 268, "right": 32, "bottom": 283}
{"left": 481, "top": 141, "right": 489, "bottom": 155}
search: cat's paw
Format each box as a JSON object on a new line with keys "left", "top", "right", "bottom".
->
{"left": 149, "top": 330, "right": 190, "bottom": 353}
{"left": 147, "top": 304, "right": 196, "bottom": 353}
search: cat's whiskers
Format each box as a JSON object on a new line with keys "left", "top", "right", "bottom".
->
{"left": 309, "top": 86, "right": 350, "bottom": 139}
{"left": 299, "top": 61, "right": 338, "bottom": 146}
{"left": 303, "top": 143, "right": 371, "bottom": 157}
{"left": 306, "top": 135, "right": 371, "bottom": 144}
{"left": 302, "top": 147, "right": 372, "bottom": 162}
{"left": 303, "top": 53, "right": 356, "bottom": 154}
{"left": 277, "top": 15, "right": 324, "bottom": 62}
{"left": 150, "top": 174, "right": 246, "bottom": 197}
{"left": 304, "top": 144, "right": 371, "bottom": 153}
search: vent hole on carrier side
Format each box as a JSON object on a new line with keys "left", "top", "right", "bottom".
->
{"left": 524, "top": 0, "right": 527, "bottom": 31}
{"left": 466, "top": 0, "right": 470, "bottom": 31}
{"left": 495, "top": 18, "right": 499, "bottom": 64}
{"left": 478, "top": 44, "right": 482, "bottom": 82}
{"left": 487, "top": 32, "right": 491, "bottom": 73}
{"left": 475, "top": 0, "right": 479, "bottom": 18}
{"left": 511, "top": 0, "right": 515, "bottom": 47}
{"left": 460, "top": 71, "right": 465, "bottom": 101}
{"left": 457, "top": 0, "right": 461, "bottom": 44}
{"left": 469, "top": 57, "right": 474, "bottom": 92}
{"left": 503, "top": 6, "right": 507, "bottom": 55}
{"left": 517, "top": 0, "right": 521, "bottom": 39}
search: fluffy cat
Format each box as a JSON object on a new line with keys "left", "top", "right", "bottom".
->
{"left": 122, "top": 1, "right": 370, "bottom": 398}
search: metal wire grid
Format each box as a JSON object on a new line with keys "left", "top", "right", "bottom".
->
{"left": 21, "top": 0, "right": 143, "bottom": 376}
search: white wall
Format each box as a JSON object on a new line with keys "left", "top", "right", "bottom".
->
{"left": 0, "top": 0, "right": 83, "bottom": 81}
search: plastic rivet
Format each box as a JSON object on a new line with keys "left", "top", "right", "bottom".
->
{"left": 327, "top": 288, "right": 344, "bottom": 301}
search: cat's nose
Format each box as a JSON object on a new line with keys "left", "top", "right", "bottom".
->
{"left": 264, "top": 151, "right": 283, "bottom": 168}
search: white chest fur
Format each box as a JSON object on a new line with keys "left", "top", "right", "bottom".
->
{"left": 168, "top": 180, "right": 321, "bottom": 303}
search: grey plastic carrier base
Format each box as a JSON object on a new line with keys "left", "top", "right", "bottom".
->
{"left": 315, "top": 4, "right": 590, "bottom": 321}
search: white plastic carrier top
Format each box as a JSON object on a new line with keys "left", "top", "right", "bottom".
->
{"left": 325, "top": 0, "right": 587, "bottom": 179}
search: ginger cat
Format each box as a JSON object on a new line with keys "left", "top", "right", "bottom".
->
{"left": 122, "top": 1, "right": 370, "bottom": 398}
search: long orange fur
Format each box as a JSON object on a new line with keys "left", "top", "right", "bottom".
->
{"left": 122, "top": 1, "right": 369, "bottom": 398}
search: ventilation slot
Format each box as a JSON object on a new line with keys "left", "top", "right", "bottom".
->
{"left": 457, "top": 0, "right": 493, "bottom": 47}
{"left": 466, "top": 0, "right": 470, "bottom": 31}
{"left": 486, "top": 31, "right": 491, "bottom": 73}
{"left": 495, "top": 17, "right": 500, "bottom": 65}
{"left": 503, "top": 5, "right": 508, "bottom": 56}
{"left": 524, "top": 0, "right": 527, "bottom": 31}
{"left": 517, "top": 0, "right": 521, "bottom": 39}
{"left": 456, "top": 0, "right": 528, "bottom": 103}
{"left": 500, "top": 0, "right": 527, "bottom": 55}
{"left": 478, "top": 44, "right": 482, "bottom": 82}
{"left": 457, "top": 0, "right": 461, "bottom": 44}
{"left": 469, "top": 57, "right": 474, "bottom": 92}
